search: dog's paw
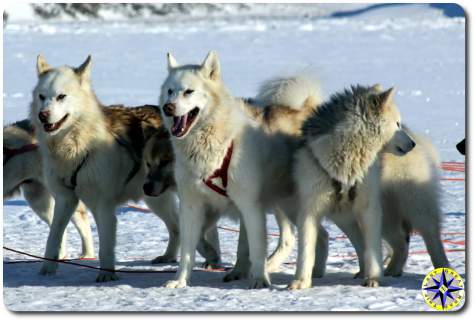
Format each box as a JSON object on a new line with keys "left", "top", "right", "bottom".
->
{"left": 96, "top": 272, "right": 119, "bottom": 282}
{"left": 363, "top": 278, "right": 380, "bottom": 287}
{"left": 312, "top": 267, "right": 325, "bottom": 278}
{"left": 80, "top": 253, "right": 96, "bottom": 260}
{"left": 39, "top": 261, "right": 58, "bottom": 275}
{"left": 287, "top": 279, "right": 312, "bottom": 290}
{"left": 151, "top": 255, "right": 178, "bottom": 265}
{"left": 384, "top": 266, "right": 403, "bottom": 277}
{"left": 164, "top": 279, "right": 187, "bottom": 289}
{"left": 353, "top": 270, "right": 364, "bottom": 279}
{"left": 248, "top": 277, "right": 270, "bottom": 289}
{"left": 201, "top": 261, "right": 222, "bottom": 270}
{"left": 223, "top": 268, "right": 248, "bottom": 282}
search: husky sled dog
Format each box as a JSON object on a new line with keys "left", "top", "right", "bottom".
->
{"left": 379, "top": 125, "right": 450, "bottom": 276}
{"left": 312, "top": 124, "right": 451, "bottom": 278}
{"left": 289, "top": 84, "right": 416, "bottom": 289}
{"left": 31, "top": 55, "right": 182, "bottom": 281}
{"left": 4, "top": 119, "right": 94, "bottom": 259}
{"left": 145, "top": 75, "right": 326, "bottom": 274}
{"left": 159, "top": 51, "right": 329, "bottom": 288}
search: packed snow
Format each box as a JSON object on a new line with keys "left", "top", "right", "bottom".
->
{"left": 3, "top": 3, "right": 465, "bottom": 311}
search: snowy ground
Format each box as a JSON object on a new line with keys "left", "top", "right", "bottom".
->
{"left": 3, "top": 4, "right": 465, "bottom": 312}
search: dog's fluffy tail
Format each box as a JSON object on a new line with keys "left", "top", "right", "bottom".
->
{"left": 256, "top": 75, "right": 322, "bottom": 110}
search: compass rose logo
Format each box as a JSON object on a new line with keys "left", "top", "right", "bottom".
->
{"left": 422, "top": 267, "right": 464, "bottom": 311}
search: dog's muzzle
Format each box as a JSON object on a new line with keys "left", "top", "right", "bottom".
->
{"left": 162, "top": 103, "right": 176, "bottom": 117}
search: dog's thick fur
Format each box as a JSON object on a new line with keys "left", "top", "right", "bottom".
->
{"left": 159, "top": 52, "right": 330, "bottom": 288}
{"left": 30, "top": 55, "right": 181, "bottom": 281}
{"left": 4, "top": 119, "right": 94, "bottom": 259}
{"left": 289, "top": 84, "right": 416, "bottom": 289}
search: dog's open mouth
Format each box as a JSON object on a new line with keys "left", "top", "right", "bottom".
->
{"left": 171, "top": 107, "right": 200, "bottom": 138}
{"left": 43, "top": 114, "right": 69, "bottom": 133}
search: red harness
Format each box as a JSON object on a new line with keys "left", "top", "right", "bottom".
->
{"left": 3, "top": 144, "right": 39, "bottom": 166}
{"left": 203, "top": 142, "right": 234, "bottom": 197}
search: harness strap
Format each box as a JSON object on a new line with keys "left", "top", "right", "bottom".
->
{"left": 64, "top": 153, "right": 89, "bottom": 190}
{"left": 114, "top": 136, "right": 141, "bottom": 186}
{"left": 3, "top": 144, "right": 39, "bottom": 166}
{"left": 203, "top": 142, "right": 234, "bottom": 197}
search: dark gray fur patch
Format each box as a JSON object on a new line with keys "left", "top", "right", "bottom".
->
{"left": 348, "top": 183, "right": 357, "bottom": 202}
{"left": 302, "top": 85, "right": 382, "bottom": 140}
{"left": 11, "top": 119, "right": 35, "bottom": 135}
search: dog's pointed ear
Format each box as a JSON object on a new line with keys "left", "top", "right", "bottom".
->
{"left": 377, "top": 87, "right": 395, "bottom": 110}
{"left": 371, "top": 83, "right": 383, "bottom": 93}
{"left": 75, "top": 55, "right": 92, "bottom": 83}
{"left": 37, "top": 54, "right": 51, "bottom": 76}
{"left": 167, "top": 53, "right": 179, "bottom": 71}
{"left": 201, "top": 51, "right": 220, "bottom": 81}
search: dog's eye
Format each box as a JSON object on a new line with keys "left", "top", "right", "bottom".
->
{"left": 184, "top": 89, "right": 194, "bottom": 96}
{"left": 38, "top": 94, "right": 45, "bottom": 101}
{"left": 57, "top": 94, "right": 67, "bottom": 101}
{"left": 146, "top": 162, "right": 151, "bottom": 168}
{"left": 397, "top": 121, "right": 401, "bottom": 128}
{"left": 168, "top": 89, "right": 173, "bottom": 95}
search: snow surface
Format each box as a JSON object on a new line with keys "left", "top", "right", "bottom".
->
{"left": 3, "top": 4, "right": 465, "bottom": 312}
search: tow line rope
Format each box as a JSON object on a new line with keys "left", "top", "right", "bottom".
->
{"left": 3, "top": 246, "right": 231, "bottom": 273}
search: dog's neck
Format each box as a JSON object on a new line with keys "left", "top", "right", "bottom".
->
{"left": 39, "top": 97, "right": 108, "bottom": 171}
{"left": 173, "top": 95, "right": 245, "bottom": 179}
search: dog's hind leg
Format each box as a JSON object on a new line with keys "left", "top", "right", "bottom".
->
{"left": 383, "top": 221, "right": 409, "bottom": 277}
{"left": 312, "top": 224, "right": 329, "bottom": 278}
{"left": 233, "top": 202, "right": 270, "bottom": 289}
{"left": 198, "top": 221, "right": 222, "bottom": 269}
{"left": 39, "top": 190, "right": 78, "bottom": 275}
{"left": 267, "top": 207, "right": 296, "bottom": 273}
{"left": 23, "top": 181, "right": 69, "bottom": 260}
{"left": 70, "top": 203, "right": 95, "bottom": 259}
{"left": 92, "top": 202, "right": 119, "bottom": 282}
{"left": 164, "top": 197, "right": 205, "bottom": 288}
{"left": 416, "top": 222, "right": 450, "bottom": 269}
{"left": 145, "top": 193, "right": 180, "bottom": 264}
{"left": 330, "top": 211, "right": 366, "bottom": 278}
{"left": 223, "top": 221, "right": 250, "bottom": 282}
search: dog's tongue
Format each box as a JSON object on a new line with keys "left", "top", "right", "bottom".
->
{"left": 171, "top": 114, "right": 188, "bottom": 136}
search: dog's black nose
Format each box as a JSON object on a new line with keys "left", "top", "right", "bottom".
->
{"left": 162, "top": 103, "right": 176, "bottom": 117}
{"left": 143, "top": 182, "right": 154, "bottom": 196}
{"left": 38, "top": 110, "right": 50, "bottom": 123}
{"left": 411, "top": 141, "right": 416, "bottom": 148}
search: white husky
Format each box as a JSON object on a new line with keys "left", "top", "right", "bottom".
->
{"left": 159, "top": 51, "right": 327, "bottom": 288}
{"left": 379, "top": 126, "right": 450, "bottom": 276}
{"left": 4, "top": 119, "right": 94, "bottom": 259}
{"left": 30, "top": 55, "right": 181, "bottom": 282}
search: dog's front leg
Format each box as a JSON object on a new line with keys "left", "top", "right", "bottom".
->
{"left": 164, "top": 199, "right": 205, "bottom": 288}
{"left": 39, "top": 190, "right": 78, "bottom": 275}
{"left": 354, "top": 197, "right": 383, "bottom": 287}
{"left": 267, "top": 207, "right": 296, "bottom": 273}
{"left": 288, "top": 207, "right": 320, "bottom": 290}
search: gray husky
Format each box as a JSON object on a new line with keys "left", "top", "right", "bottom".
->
{"left": 289, "top": 85, "right": 416, "bottom": 289}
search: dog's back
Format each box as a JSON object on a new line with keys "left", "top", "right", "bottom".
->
{"left": 242, "top": 75, "right": 322, "bottom": 136}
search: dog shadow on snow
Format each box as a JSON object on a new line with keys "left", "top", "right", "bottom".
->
{"left": 3, "top": 258, "right": 442, "bottom": 291}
